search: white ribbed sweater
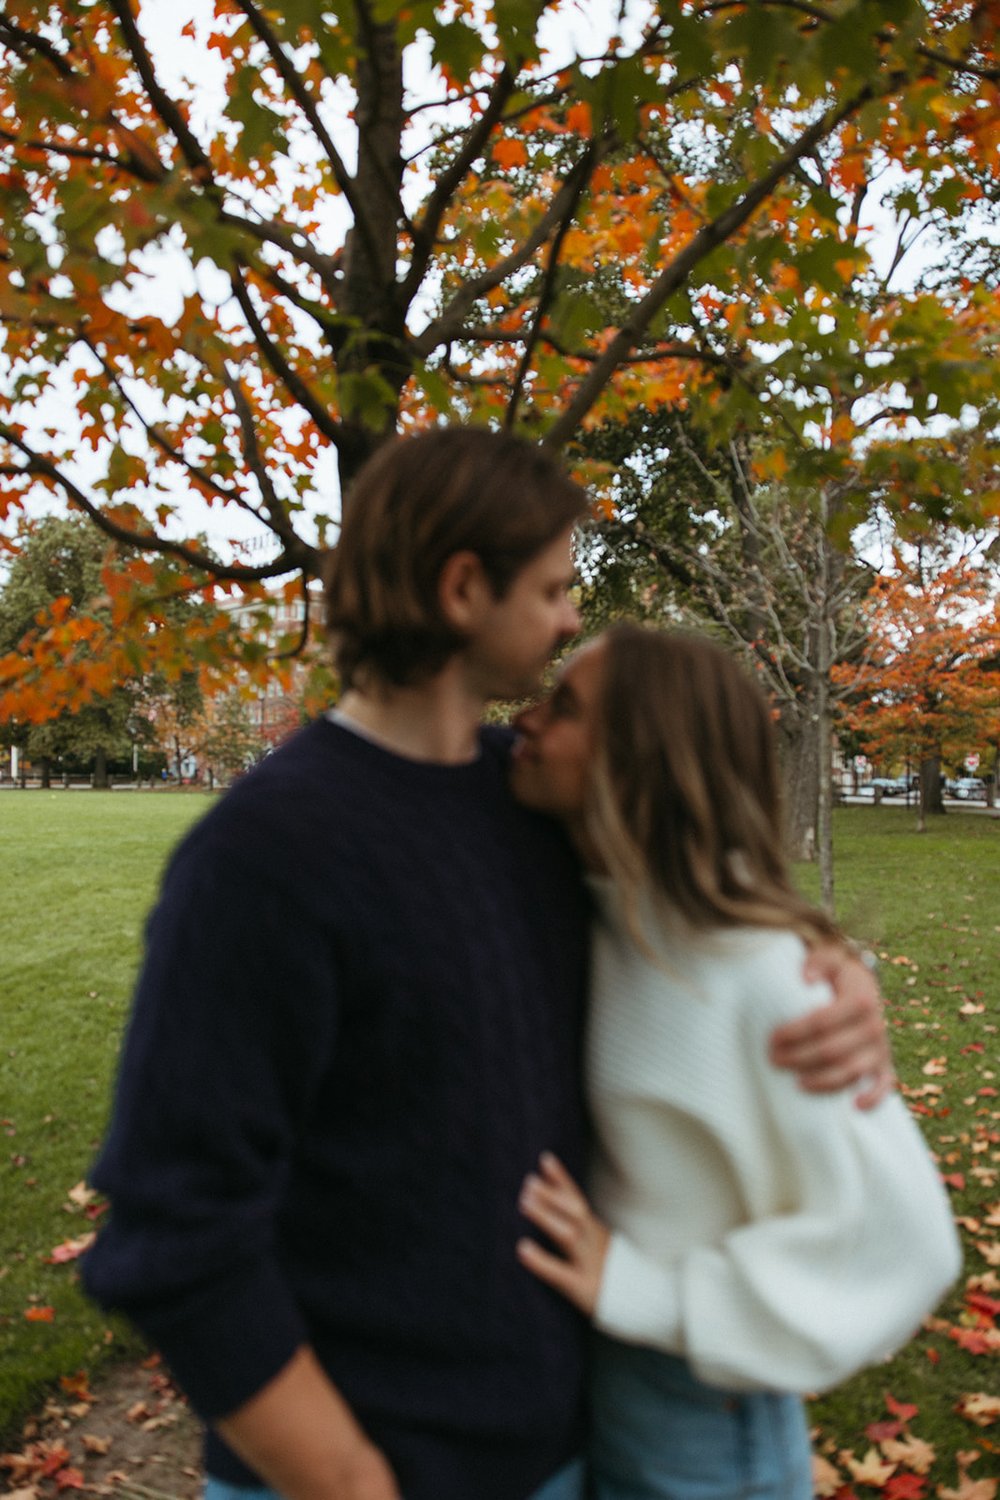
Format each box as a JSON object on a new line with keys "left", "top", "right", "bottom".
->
{"left": 587, "top": 882, "right": 961, "bottom": 1394}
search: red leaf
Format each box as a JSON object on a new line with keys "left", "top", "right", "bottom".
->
{"left": 55, "top": 1467, "right": 85, "bottom": 1491}
{"left": 24, "top": 1306, "right": 55, "bottom": 1322}
{"left": 866, "top": 1420, "right": 904, "bottom": 1441}
{"left": 885, "top": 1393, "right": 920, "bottom": 1423}
{"left": 942, "top": 1173, "right": 967, "bottom": 1191}
{"left": 884, "top": 1477, "right": 927, "bottom": 1499}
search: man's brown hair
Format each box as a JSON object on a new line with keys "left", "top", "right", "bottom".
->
{"left": 325, "top": 427, "right": 588, "bottom": 689}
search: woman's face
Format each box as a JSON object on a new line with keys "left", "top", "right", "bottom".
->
{"left": 509, "top": 638, "right": 607, "bottom": 831}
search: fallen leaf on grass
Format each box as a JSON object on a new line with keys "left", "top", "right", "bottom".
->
{"left": 23, "top": 1306, "right": 54, "bottom": 1323}
{"left": 54, "top": 1467, "right": 84, "bottom": 1491}
{"left": 942, "top": 1173, "right": 967, "bottom": 1191}
{"left": 966, "top": 1290, "right": 1000, "bottom": 1319}
{"left": 974, "top": 1240, "right": 1000, "bottom": 1267}
{"left": 81, "top": 1434, "right": 112, "bottom": 1455}
{"left": 868, "top": 1420, "right": 905, "bottom": 1441}
{"left": 842, "top": 1446, "right": 897, "bottom": 1485}
{"left": 885, "top": 1393, "right": 920, "bottom": 1423}
{"left": 65, "top": 1181, "right": 97, "bottom": 1210}
{"left": 812, "top": 1453, "right": 844, "bottom": 1497}
{"left": 937, "top": 1480, "right": 998, "bottom": 1500}
{"left": 948, "top": 1325, "right": 1000, "bottom": 1355}
{"left": 45, "top": 1233, "right": 95, "bottom": 1265}
{"left": 885, "top": 1476, "right": 927, "bottom": 1499}
{"left": 881, "top": 1435, "right": 936, "bottom": 1473}
{"left": 956, "top": 1393, "right": 1000, "bottom": 1427}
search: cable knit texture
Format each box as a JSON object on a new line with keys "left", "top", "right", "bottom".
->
{"left": 83, "top": 720, "right": 590, "bottom": 1500}
{"left": 586, "top": 879, "right": 961, "bottom": 1394}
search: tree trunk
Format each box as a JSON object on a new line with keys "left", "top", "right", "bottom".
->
{"left": 779, "top": 711, "right": 819, "bottom": 863}
{"left": 39, "top": 755, "right": 51, "bottom": 789}
{"left": 93, "top": 746, "right": 109, "bottom": 788}
{"left": 920, "top": 753, "right": 944, "bottom": 817}
{"left": 815, "top": 524, "right": 835, "bottom": 913}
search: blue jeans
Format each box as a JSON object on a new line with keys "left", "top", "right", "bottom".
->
{"left": 589, "top": 1334, "right": 812, "bottom": 1500}
{"left": 204, "top": 1455, "right": 585, "bottom": 1500}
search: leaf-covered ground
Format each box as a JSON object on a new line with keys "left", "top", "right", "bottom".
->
{"left": 2, "top": 795, "right": 998, "bottom": 1498}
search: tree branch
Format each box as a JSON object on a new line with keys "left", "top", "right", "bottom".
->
{"left": 402, "top": 65, "right": 517, "bottom": 306}
{"left": 106, "top": 0, "right": 214, "bottom": 177}
{"left": 223, "top": 369, "right": 305, "bottom": 550}
{"left": 230, "top": 0, "right": 382, "bottom": 269}
{"left": 505, "top": 142, "right": 598, "bottom": 429}
{"left": 0, "top": 427, "right": 314, "bottom": 581}
{"left": 230, "top": 266, "right": 346, "bottom": 451}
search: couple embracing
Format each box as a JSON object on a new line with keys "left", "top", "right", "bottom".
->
{"left": 84, "top": 427, "right": 958, "bottom": 1500}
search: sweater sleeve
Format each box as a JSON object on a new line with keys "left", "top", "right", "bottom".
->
{"left": 594, "top": 949, "right": 961, "bottom": 1394}
{"left": 82, "top": 828, "right": 340, "bottom": 1419}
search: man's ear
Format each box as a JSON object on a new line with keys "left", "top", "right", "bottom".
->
{"left": 438, "top": 550, "right": 494, "bottom": 632}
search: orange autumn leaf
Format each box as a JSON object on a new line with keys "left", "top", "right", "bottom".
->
{"left": 24, "top": 1306, "right": 55, "bottom": 1322}
{"left": 493, "top": 138, "right": 527, "bottom": 170}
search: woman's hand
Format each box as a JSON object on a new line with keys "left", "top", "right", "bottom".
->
{"left": 770, "top": 940, "right": 894, "bottom": 1109}
{"left": 516, "top": 1152, "right": 611, "bottom": 1317}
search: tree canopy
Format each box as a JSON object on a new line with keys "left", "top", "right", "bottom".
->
{"left": 2, "top": 0, "right": 999, "bottom": 720}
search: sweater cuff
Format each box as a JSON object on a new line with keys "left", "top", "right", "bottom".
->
{"left": 129, "top": 1255, "right": 309, "bottom": 1419}
{"left": 595, "top": 1233, "right": 683, "bottom": 1350}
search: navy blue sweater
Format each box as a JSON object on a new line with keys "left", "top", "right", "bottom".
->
{"left": 83, "top": 720, "right": 591, "bottom": 1500}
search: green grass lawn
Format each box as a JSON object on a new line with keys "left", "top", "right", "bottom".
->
{"left": 1, "top": 795, "right": 998, "bottom": 1493}
{"left": 1, "top": 791, "right": 210, "bottom": 1435}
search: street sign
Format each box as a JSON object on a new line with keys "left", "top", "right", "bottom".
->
{"left": 965, "top": 753, "right": 980, "bottom": 771}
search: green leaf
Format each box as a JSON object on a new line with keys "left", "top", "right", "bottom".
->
{"left": 548, "top": 291, "right": 605, "bottom": 350}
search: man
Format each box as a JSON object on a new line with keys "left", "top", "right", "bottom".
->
{"left": 83, "top": 427, "right": 889, "bottom": 1500}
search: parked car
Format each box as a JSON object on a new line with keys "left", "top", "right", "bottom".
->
{"left": 863, "top": 777, "right": 906, "bottom": 797}
{"left": 952, "top": 777, "right": 987, "bottom": 801}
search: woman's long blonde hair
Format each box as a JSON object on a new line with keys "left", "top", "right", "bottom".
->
{"left": 586, "top": 624, "right": 840, "bottom": 947}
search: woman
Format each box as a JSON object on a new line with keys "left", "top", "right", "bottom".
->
{"left": 509, "top": 624, "right": 960, "bottom": 1500}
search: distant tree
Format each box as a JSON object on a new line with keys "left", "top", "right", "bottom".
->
{"left": 198, "top": 692, "right": 266, "bottom": 786}
{"left": 0, "top": 513, "right": 239, "bottom": 783}
{"left": 0, "top": 515, "right": 136, "bottom": 783}
{"left": 833, "top": 552, "right": 1000, "bottom": 830}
